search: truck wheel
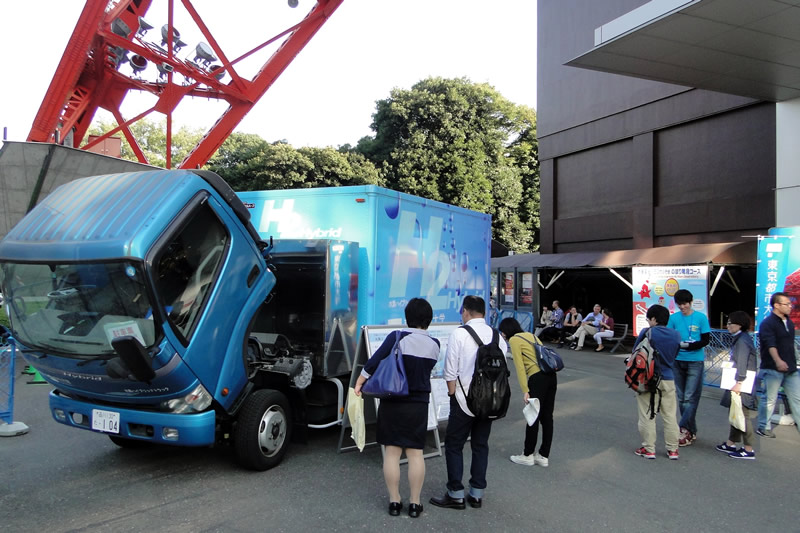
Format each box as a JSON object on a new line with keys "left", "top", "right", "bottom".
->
{"left": 234, "top": 389, "right": 291, "bottom": 471}
{"left": 108, "top": 435, "right": 151, "bottom": 448}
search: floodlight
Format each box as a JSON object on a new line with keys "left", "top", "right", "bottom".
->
{"left": 193, "top": 42, "right": 217, "bottom": 68}
{"left": 208, "top": 64, "right": 225, "bottom": 81}
{"left": 130, "top": 54, "right": 148, "bottom": 76}
{"left": 160, "top": 25, "right": 181, "bottom": 49}
{"left": 136, "top": 16, "right": 154, "bottom": 37}
{"left": 157, "top": 62, "right": 174, "bottom": 81}
{"left": 111, "top": 18, "right": 131, "bottom": 38}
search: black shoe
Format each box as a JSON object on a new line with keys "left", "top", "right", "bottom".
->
{"left": 429, "top": 493, "right": 466, "bottom": 510}
{"left": 467, "top": 495, "right": 482, "bottom": 509}
{"left": 557, "top": 342, "right": 565, "bottom": 348}
{"left": 756, "top": 428, "right": 776, "bottom": 438}
{"left": 408, "top": 503, "right": 423, "bottom": 518}
{"left": 388, "top": 502, "right": 402, "bottom": 516}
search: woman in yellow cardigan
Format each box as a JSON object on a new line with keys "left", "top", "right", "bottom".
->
{"left": 499, "top": 317, "right": 558, "bottom": 467}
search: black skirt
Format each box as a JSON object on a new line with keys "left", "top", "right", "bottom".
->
{"left": 376, "top": 400, "right": 428, "bottom": 449}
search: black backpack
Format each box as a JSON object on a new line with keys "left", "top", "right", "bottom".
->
{"left": 457, "top": 325, "right": 511, "bottom": 420}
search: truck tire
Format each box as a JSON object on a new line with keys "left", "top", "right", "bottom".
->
{"left": 108, "top": 435, "right": 151, "bottom": 448}
{"left": 234, "top": 389, "right": 291, "bottom": 471}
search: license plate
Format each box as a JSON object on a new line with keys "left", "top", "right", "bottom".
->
{"left": 91, "top": 409, "right": 120, "bottom": 434}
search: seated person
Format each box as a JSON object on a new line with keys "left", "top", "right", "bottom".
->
{"left": 593, "top": 308, "right": 615, "bottom": 352}
{"left": 566, "top": 303, "right": 603, "bottom": 351}
{"left": 539, "top": 300, "right": 565, "bottom": 342}
{"left": 557, "top": 306, "right": 583, "bottom": 346}
{"left": 534, "top": 305, "right": 554, "bottom": 337}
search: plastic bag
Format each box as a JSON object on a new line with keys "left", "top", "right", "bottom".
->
{"left": 729, "top": 391, "right": 746, "bottom": 432}
{"left": 347, "top": 387, "right": 365, "bottom": 452}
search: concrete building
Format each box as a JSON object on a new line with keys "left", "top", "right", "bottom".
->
{"left": 495, "top": 0, "right": 800, "bottom": 327}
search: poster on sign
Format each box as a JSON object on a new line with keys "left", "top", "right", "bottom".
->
{"left": 631, "top": 266, "right": 709, "bottom": 336}
{"left": 755, "top": 228, "right": 800, "bottom": 329}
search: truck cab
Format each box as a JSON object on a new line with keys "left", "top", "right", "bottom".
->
{"left": 0, "top": 170, "right": 296, "bottom": 469}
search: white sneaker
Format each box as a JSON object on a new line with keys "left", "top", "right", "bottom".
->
{"left": 533, "top": 453, "right": 549, "bottom": 467}
{"left": 510, "top": 454, "right": 535, "bottom": 466}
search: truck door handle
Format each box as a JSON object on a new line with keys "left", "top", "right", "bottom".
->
{"left": 246, "top": 265, "right": 260, "bottom": 288}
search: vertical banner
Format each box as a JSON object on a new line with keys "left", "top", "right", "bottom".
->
{"left": 632, "top": 266, "right": 709, "bottom": 336}
{"left": 755, "top": 231, "right": 796, "bottom": 329}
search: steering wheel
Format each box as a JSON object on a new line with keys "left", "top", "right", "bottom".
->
{"left": 47, "top": 285, "right": 96, "bottom": 300}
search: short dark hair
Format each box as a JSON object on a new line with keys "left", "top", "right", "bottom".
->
{"left": 405, "top": 298, "right": 433, "bottom": 329}
{"left": 728, "top": 310, "right": 752, "bottom": 332}
{"left": 770, "top": 291, "right": 789, "bottom": 307}
{"left": 602, "top": 307, "right": 613, "bottom": 318}
{"left": 674, "top": 289, "right": 693, "bottom": 305}
{"left": 646, "top": 304, "right": 670, "bottom": 326}
{"left": 499, "top": 317, "right": 524, "bottom": 338}
{"left": 462, "top": 295, "right": 485, "bottom": 316}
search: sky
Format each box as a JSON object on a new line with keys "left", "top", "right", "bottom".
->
{"left": 0, "top": 0, "right": 537, "bottom": 149}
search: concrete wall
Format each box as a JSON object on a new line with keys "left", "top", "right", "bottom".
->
{"left": 776, "top": 98, "right": 800, "bottom": 228}
{"left": 538, "top": 0, "right": 775, "bottom": 253}
{"left": 0, "top": 141, "right": 154, "bottom": 239}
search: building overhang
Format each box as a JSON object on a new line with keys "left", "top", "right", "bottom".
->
{"left": 491, "top": 241, "right": 756, "bottom": 270}
{"left": 566, "top": 0, "right": 800, "bottom": 102}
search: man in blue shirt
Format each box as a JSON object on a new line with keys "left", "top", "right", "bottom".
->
{"left": 756, "top": 292, "right": 800, "bottom": 438}
{"left": 633, "top": 305, "right": 682, "bottom": 460}
{"left": 667, "top": 289, "right": 710, "bottom": 446}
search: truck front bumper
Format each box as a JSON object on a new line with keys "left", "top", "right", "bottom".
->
{"left": 49, "top": 390, "right": 216, "bottom": 446}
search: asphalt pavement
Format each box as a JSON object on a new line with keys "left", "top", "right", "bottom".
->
{"left": 2, "top": 346, "right": 798, "bottom": 532}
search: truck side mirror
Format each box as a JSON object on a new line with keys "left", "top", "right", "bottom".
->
{"left": 110, "top": 336, "right": 156, "bottom": 382}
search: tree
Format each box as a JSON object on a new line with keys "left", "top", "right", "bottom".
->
{"left": 84, "top": 118, "right": 204, "bottom": 168}
{"left": 206, "top": 134, "right": 385, "bottom": 191}
{"left": 355, "top": 77, "right": 538, "bottom": 253}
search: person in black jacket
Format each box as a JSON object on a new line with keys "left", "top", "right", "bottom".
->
{"left": 756, "top": 292, "right": 800, "bottom": 438}
{"left": 355, "top": 298, "right": 440, "bottom": 518}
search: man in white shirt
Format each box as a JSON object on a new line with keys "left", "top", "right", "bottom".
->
{"left": 566, "top": 303, "right": 603, "bottom": 350}
{"left": 430, "top": 295, "right": 508, "bottom": 511}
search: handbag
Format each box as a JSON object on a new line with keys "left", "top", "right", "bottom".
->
{"left": 362, "top": 331, "right": 409, "bottom": 398}
{"left": 522, "top": 336, "right": 564, "bottom": 374}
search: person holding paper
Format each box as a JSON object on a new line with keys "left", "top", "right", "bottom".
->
{"left": 354, "top": 298, "right": 440, "bottom": 518}
{"left": 498, "top": 317, "right": 557, "bottom": 468}
{"left": 716, "top": 311, "right": 759, "bottom": 459}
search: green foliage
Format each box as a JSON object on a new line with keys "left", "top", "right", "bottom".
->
{"left": 84, "top": 118, "right": 204, "bottom": 168}
{"left": 206, "top": 134, "right": 385, "bottom": 191}
{"left": 355, "top": 77, "right": 538, "bottom": 253}
{"left": 82, "top": 78, "right": 539, "bottom": 252}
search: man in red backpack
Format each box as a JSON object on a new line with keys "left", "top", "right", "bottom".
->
{"left": 632, "top": 305, "right": 682, "bottom": 460}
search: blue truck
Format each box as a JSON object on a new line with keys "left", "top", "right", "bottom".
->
{"left": 0, "top": 170, "right": 491, "bottom": 469}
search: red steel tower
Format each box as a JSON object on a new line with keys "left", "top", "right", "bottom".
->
{"left": 27, "top": 0, "right": 344, "bottom": 169}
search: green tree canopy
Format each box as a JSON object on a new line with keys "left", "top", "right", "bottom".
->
{"left": 354, "top": 77, "right": 538, "bottom": 252}
{"left": 205, "top": 134, "right": 385, "bottom": 190}
{"left": 85, "top": 118, "right": 204, "bottom": 169}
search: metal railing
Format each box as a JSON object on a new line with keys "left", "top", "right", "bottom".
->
{"left": 704, "top": 329, "right": 800, "bottom": 387}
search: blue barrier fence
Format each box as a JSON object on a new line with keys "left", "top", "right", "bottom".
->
{"left": 1, "top": 336, "right": 17, "bottom": 424}
{"left": 490, "top": 309, "right": 535, "bottom": 333}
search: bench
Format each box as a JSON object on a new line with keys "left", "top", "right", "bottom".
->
{"left": 585, "top": 323, "right": 629, "bottom": 353}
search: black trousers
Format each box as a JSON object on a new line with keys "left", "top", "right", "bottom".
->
{"left": 524, "top": 372, "right": 557, "bottom": 457}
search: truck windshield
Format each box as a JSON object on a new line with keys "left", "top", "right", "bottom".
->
{"left": 0, "top": 261, "right": 157, "bottom": 357}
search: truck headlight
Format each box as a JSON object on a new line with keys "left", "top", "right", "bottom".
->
{"left": 162, "top": 384, "right": 213, "bottom": 413}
